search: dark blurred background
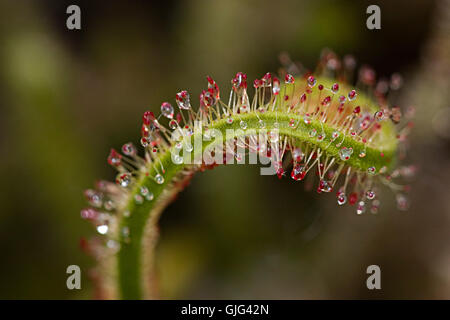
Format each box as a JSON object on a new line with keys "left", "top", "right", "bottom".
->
{"left": 0, "top": 0, "right": 449, "bottom": 299}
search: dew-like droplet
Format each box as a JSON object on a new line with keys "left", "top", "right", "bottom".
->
{"left": 291, "top": 164, "right": 306, "bottom": 181}
{"left": 161, "top": 102, "right": 174, "bottom": 119}
{"left": 97, "top": 224, "right": 108, "bottom": 235}
{"left": 348, "top": 89, "right": 357, "bottom": 101}
{"left": 272, "top": 77, "right": 280, "bottom": 95}
{"left": 134, "top": 194, "right": 144, "bottom": 204}
{"left": 169, "top": 119, "right": 178, "bottom": 130}
{"left": 300, "top": 93, "right": 307, "bottom": 103}
{"left": 173, "top": 154, "right": 183, "bottom": 164}
{"left": 258, "top": 120, "right": 266, "bottom": 129}
{"left": 232, "top": 72, "right": 247, "bottom": 91}
{"left": 289, "top": 119, "right": 296, "bottom": 128}
{"left": 356, "top": 201, "right": 366, "bottom": 214}
{"left": 303, "top": 114, "right": 311, "bottom": 125}
{"left": 367, "top": 166, "right": 376, "bottom": 175}
{"left": 307, "top": 75, "right": 316, "bottom": 88}
{"left": 276, "top": 167, "right": 285, "bottom": 179}
{"left": 116, "top": 172, "right": 132, "bottom": 187}
{"left": 176, "top": 90, "right": 191, "bottom": 110}
{"left": 141, "top": 137, "right": 150, "bottom": 147}
{"left": 104, "top": 200, "right": 115, "bottom": 211}
{"left": 374, "top": 110, "right": 384, "bottom": 121}
{"left": 227, "top": 116, "right": 233, "bottom": 124}
{"left": 317, "top": 133, "right": 325, "bottom": 141}
{"left": 155, "top": 174, "right": 164, "bottom": 184}
{"left": 240, "top": 120, "right": 248, "bottom": 130}
{"left": 359, "top": 151, "right": 366, "bottom": 158}
{"left": 121, "top": 142, "right": 137, "bottom": 157}
{"left": 201, "top": 89, "right": 216, "bottom": 107}
{"left": 140, "top": 186, "right": 149, "bottom": 196}
{"left": 318, "top": 179, "right": 332, "bottom": 193}
{"left": 146, "top": 192, "right": 154, "bottom": 201}
{"left": 337, "top": 193, "right": 347, "bottom": 205}
{"left": 285, "top": 74, "right": 295, "bottom": 84}
{"left": 331, "top": 83, "right": 339, "bottom": 93}
{"left": 142, "top": 110, "right": 156, "bottom": 126}
{"left": 107, "top": 149, "right": 122, "bottom": 167}
{"left": 331, "top": 130, "right": 340, "bottom": 140}
{"left": 321, "top": 96, "right": 331, "bottom": 107}
{"left": 262, "top": 72, "right": 271, "bottom": 85}
{"left": 339, "top": 147, "right": 353, "bottom": 161}
{"left": 309, "top": 128, "right": 317, "bottom": 137}
{"left": 207, "top": 75, "right": 220, "bottom": 100}
{"left": 142, "top": 124, "right": 151, "bottom": 138}
{"left": 84, "top": 189, "right": 103, "bottom": 208}
{"left": 366, "top": 190, "right": 376, "bottom": 200}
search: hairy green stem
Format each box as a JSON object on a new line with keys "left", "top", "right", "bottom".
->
{"left": 116, "top": 111, "right": 395, "bottom": 299}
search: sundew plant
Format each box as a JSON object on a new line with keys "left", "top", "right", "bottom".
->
{"left": 81, "top": 51, "right": 415, "bottom": 299}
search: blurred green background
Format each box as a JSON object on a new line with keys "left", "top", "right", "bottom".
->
{"left": 0, "top": 0, "right": 449, "bottom": 299}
